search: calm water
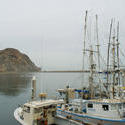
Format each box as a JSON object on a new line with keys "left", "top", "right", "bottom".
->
{"left": 0, "top": 72, "right": 85, "bottom": 125}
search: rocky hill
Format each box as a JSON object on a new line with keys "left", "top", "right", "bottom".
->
{"left": 0, "top": 48, "right": 41, "bottom": 72}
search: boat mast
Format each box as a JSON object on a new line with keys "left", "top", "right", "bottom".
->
{"left": 89, "top": 45, "right": 94, "bottom": 98}
{"left": 112, "top": 28, "right": 116, "bottom": 99}
{"left": 82, "top": 10, "right": 88, "bottom": 86}
{"left": 95, "top": 14, "right": 101, "bottom": 97}
{"left": 96, "top": 15, "right": 100, "bottom": 72}
{"left": 80, "top": 11, "right": 88, "bottom": 112}
{"left": 116, "top": 22, "right": 120, "bottom": 98}
{"left": 107, "top": 19, "right": 113, "bottom": 98}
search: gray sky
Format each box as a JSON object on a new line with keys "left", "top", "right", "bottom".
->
{"left": 0, "top": 0, "right": 124, "bottom": 70}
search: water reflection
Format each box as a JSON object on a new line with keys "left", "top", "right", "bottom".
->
{"left": 0, "top": 72, "right": 82, "bottom": 125}
{"left": 0, "top": 73, "right": 32, "bottom": 96}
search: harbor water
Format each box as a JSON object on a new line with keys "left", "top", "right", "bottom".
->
{"left": 0, "top": 72, "right": 87, "bottom": 125}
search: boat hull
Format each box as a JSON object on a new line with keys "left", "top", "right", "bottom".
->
{"left": 14, "top": 107, "right": 26, "bottom": 125}
{"left": 14, "top": 107, "right": 78, "bottom": 125}
{"left": 57, "top": 108, "right": 125, "bottom": 125}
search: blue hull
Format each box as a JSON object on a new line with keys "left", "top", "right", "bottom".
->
{"left": 57, "top": 108, "right": 125, "bottom": 125}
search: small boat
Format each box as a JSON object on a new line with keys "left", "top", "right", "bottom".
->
{"left": 14, "top": 77, "right": 64, "bottom": 125}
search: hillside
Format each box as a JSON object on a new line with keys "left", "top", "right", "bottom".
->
{"left": 0, "top": 48, "right": 41, "bottom": 72}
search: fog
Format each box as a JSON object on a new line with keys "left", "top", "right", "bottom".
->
{"left": 0, "top": 0, "right": 124, "bottom": 70}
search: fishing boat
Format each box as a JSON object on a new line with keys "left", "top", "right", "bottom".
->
{"left": 56, "top": 11, "right": 125, "bottom": 125}
{"left": 57, "top": 98, "right": 125, "bottom": 125}
{"left": 14, "top": 76, "right": 64, "bottom": 125}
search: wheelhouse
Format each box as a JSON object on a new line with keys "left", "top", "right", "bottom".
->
{"left": 22, "top": 100, "right": 63, "bottom": 125}
{"left": 86, "top": 99, "right": 125, "bottom": 119}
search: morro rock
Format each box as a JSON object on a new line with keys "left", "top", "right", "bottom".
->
{"left": 0, "top": 48, "right": 41, "bottom": 72}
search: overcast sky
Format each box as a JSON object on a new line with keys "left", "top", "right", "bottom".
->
{"left": 0, "top": 0, "right": 124, "bottom": 70}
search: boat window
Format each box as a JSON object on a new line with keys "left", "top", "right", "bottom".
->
{"left": 60, "top": 92, "right": 62, "bottom": 96}
{"left": 24, "top": 106, "right": 30, "bottom": 113}
{"left": 34, "top": 107, "right": 42, "bottom": 113}
{"left": 123, "top": 103, "right": 125, "bottom": 108}
{"left": 111, "top": 104, "right": 116, "bottom": 110}
{"left": 52, "top": 111, "right": 56, "bottom": 117}
{"left": 48, "top": 105, "right": 52, "bottom": 108}
{"left": 52, "top": 105, "right": 56, "bottom": 108}
{"left": 102, "top": 105, "right": 109, "bottom": 111}
{"left": 119, "top": 104, "right": 122, "bottom": 109}
{"left": 88, "top": 103, "right": 93, "bottom": 108}
{"left": 74, "top": 108, "right": 78, "bottom": 112}
{"left": 69, "top": 104, "right": 72, "bottom": 107}
{"left": 65, "top": 104, "right": 68, "bottom": 108}
{"left": 69, "top": 107, "right": 73, "bottom": 111}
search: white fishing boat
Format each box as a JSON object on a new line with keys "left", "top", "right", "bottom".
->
{"left": 57, "top": 98, "right": 125, "bottom": 125}
{"left": 56, "top": 11, "right": 125, "bottom": 125}
{"left": 14, "top": 77, "right": 64, "bottom": 125}
{"left": 14, "top": 99, "right": 64, "bottom": 125}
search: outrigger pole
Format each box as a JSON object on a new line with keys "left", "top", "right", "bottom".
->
{"left": 107, "top": 19, "right": 113, "bottom": 98}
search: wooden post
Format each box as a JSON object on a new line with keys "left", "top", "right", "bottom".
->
{"left": 31, "top": 76, "right": 36, "bottom": 100}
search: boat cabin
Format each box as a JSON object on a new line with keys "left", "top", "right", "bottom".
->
{"left": 57, "top": 88, "right": 90, "bottom": 102}
{"left": 86, "top": 99, "right": 125, "bottom": 119}
{"left": 56, "top": 89, "right": 66, "bottom": 100}
{"left": 74, "top": 89, "right": 90, "bottom": 99}
{"left": 22, "top": 100, "right": 63, "bottom": 125}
